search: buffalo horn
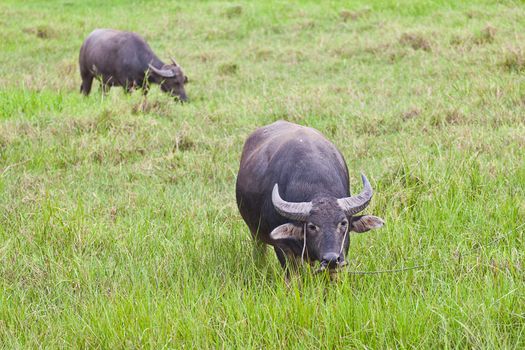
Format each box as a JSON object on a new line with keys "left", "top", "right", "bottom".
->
{"left": 271, "top": 184, "right": 312, "bottom": 222}
{"left": 148, "top": 64, "right": 176, "bottom": 78}
{"left": 337, "top": 173, "right": 373, "bottom": 216}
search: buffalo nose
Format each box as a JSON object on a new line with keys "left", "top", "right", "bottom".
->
{"left": 321, "top": 253, "right": 342, "bottom": 269}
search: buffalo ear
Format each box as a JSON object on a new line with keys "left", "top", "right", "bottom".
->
{"left": 184, "top": 75, "right": 189, "bottom": 84}
{"left": 270, "top": 223, "right": 303, "bottom": 241}
{"left": 350, "top": 215, "right": 384, "bottom": 233}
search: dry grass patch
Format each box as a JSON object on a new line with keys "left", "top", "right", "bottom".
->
{"left": 173, "top": 133, "right": 196, "bottom": 152}
{"left": 294, "top": 20, "right": 316, "bottom": 31}
{"left": 339, "top": 8, "right": 370, "bottom": 22}
{"left": 253, "top": 49, "right": 274, "bottom": 61}
{"left": 502, "top": 46, "right": 525, "bottom": 72}
{"left": 445, "top": 110, "right": 466, "bottom": 125}
{"left": 473, "top": 24, "right": 496, "bottom": 45}
{"left": 402, "top": 108, "right": 422, "bottom": 121}
{"left": 218, "top": 62, "right": 239, "bottom": 75}
{"left": 223, "top": 5, "right": 242, "bottom": 19}
{"left": 430, "top": 109, "right": 467, "bottom": 127}
{"left": 195, "top": 52, "right": 216, "bottom": 63}
{"left": 22, "top": 25, "right": 58, "bottom": 39}
{"left": 399, "top": 32, "right": 432, "bottom": 52}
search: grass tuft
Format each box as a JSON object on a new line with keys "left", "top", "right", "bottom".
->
{"left": 339, "top": 8, "right": 370, "bottom": 22}
{"left": 22, "top": 25, "right": 58, "bottom": 39}
{"left": 399, "top": 32, "right": 432, "bottom": 51}
{"left": 473, "top": 24, "right": 496, "bottom": 45}
{"left": 223, "top": 5, "right": 243, "bottom": 18}
{"left": 401, "top": 107, "right": 422, "bottom": 121}
{"left": 218, "top": 62, "right": 239, "bottom": 75}
{"left": 502, "top": 46, "right": 525, "bottom": 72}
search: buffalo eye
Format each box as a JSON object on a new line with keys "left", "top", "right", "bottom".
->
{"left": 340, "top": 220, "right": 348, "bottom": 229}
{"left": 307, "top": 223, "right": 317, "bottom": 231}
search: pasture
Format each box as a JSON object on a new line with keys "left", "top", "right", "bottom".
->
{"left": 1, "top": 0, "right": 524, "bottom": 348}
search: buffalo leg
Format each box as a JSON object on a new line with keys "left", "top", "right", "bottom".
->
{"left": 273, "top": 247, "right": 293, "bottom": 287}
{"left": 139, "top": 84, "right": 149, "bottom": 112}
{"left": 274, "top": 246, "right": 305, "bottom": 277}
{"left": 141, "top": 83, "right": 149, "bottom": 96}
{"left": 274, "top": 247, "right": 287, "bottom": 269}
{"left": 100, "top": 82, "right": 110, "bottom": 95}
{"left": 124, "top": 80, "right": 138, "bottom": 95}
{"left": 80, "top": 74, "right": 93, "bottom": 96}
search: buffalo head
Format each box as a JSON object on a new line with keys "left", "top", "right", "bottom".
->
{"left": 148, "top": 58, "right": 188, "bottom": 102}
{"left": 270, "top": 174, "right": 384, "bottom": 271}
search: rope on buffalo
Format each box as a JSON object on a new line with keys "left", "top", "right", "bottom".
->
{"left": 342, "top": 221, "right": 524, "bottom": 275}
{"left": 301, "top": 222, "right": 307, "bottom": 264}
{"left": 344, "top": 263, "right": 429, "bottom": 275}
{"left": 339, "top": 222, "right": 349, "bottom": 258}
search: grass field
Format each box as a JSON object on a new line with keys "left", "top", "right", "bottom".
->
{"left": 1, "top": 0, "right": 525, "bottom": 348}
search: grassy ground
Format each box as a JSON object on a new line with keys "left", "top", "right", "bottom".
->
{"left": 1, "top": 0, "right": 524, "bottom": 348}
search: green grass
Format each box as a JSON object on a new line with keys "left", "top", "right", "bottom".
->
{"left": 1, "top": 0, "right": 525, "bottom": 348}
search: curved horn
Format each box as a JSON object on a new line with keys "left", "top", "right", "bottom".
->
{"left": 272, "top": 184, "right": 312, "bottom": 222}
{"left": 337, "top": 173, "right": 373, "bottom": 216}
{"left": 148, "top": 64, "right": 176, "bottom": 78}
{"left": 170, "top": 57, "right": 179, "bottom": 66}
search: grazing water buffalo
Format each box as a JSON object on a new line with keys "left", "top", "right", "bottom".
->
{"left": 236, "top": 121, "right": 384, "bottom": 272}
{"left": 79, "top": 29, "right": 188, "bottom": 101}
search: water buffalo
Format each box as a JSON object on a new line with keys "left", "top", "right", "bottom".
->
{"left": 79, "top": 29, "right": 188, "bottom": 101}
{"left": 235, "top": 121, "right": 384, "bottom": 273}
